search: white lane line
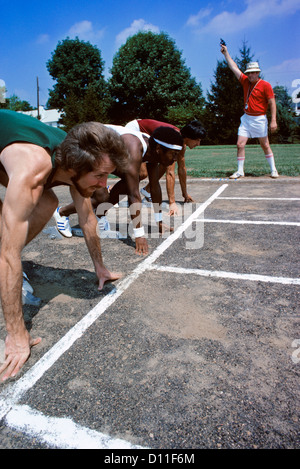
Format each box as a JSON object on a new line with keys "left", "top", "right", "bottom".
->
{"left": 218, "top": 197, "right": 300, "bottom": 201}
{"left": 0, "top": 184, "right": 228, "bottom": 441}
{"left": 199, "top": 219, "right": 300, "bottom": 226}
{"left": 150, "top": 265, "right": 300, "bottom": 285}
{"left": 5, "top": 404, "right": 145, "bottom": 449}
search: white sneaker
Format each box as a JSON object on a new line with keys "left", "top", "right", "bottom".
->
{"left": 97, "top": 216, "right": 111, "bottom": 231}
{"left": 23, "top": 272, "right": 33, "bottom": 294}
{"left": 271, "top": 170, "right": 279, "bottom": 178}
{"left": 71, "top": 225, "right": 83, "bottom": 237}
{"left": 140, "top": 187, "right": 152, "bottom": 202}
{"left": 72, "top": 216, "right": 111, "bottom": 237}
{"left": 229, "top": 171, "right": 244, "bottom": 179}
{"left": 22, "top": 289, "right": 41, "bottom": 306}
{"left": 53, "top": 207, "right": 72, "bottom": 237}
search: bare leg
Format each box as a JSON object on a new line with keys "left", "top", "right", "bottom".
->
{"left": 235, "top": 135, "right": 248, "bottom": 175}
{"left": 139, "top": 162, "right": 148, "bottom": 181}
{"left": 236, "top": 135, "right": 248, "bottom": 160}
{"left": 258, "top": 135, "right": 272, "bottom": 155}
{"left": 60, "top": 187, "right": 109, "bottom": 217}
{"left": 26, "top": 189, "right": 58, "bottom": 244}
{"left": 258, "top": 136, "right": 278, "bottom": 176}
{"left": 97, "top": 181, "right": 127, "bottom": 218}
{"left": 143, "top": 164, "right": 166, "bottom": 192}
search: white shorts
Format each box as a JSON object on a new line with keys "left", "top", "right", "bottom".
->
{"left": 105, "top": 124, "right": 148, "bottom": 156}
{"left": 125, "top": 119, "right": 140, "bottom": 132}
{"left": 238, "top": 114, "right": 268, "bottom": 139}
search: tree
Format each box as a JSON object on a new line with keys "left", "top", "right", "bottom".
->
{"left": 165, "top": 103, "right": 205, "bottom": 129}
{"left": 46, "top": 37, "right": 109, "bottom": 129}
{"left": 204, "top": 41, "right": 254, "bottom": 144}
{"left": 0, "top": 94, "right": 33, "bottom": 111}
{"left": 272, "top": 86, "right": 298, "bottom": 143}
{"left": 108, "top": 31, "right": 205, "bottom": 124}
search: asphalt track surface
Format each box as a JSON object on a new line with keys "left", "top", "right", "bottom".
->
{"left": 0, "top": 176, "right": 299, "bottom": 452}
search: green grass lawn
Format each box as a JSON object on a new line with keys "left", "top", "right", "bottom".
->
{"left": 184, "top": 144, "right": 300, "bottom": 178}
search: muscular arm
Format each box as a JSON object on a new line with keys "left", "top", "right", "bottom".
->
{"left": 147, "top": 162, "right": 162, "bottom": 207}
{"left": 165, "top": 162, "right": 176, "bottom": 205}
{"left": 113, "top": 134, "right": 148, "bottom": 255}
{"left": 70, "top": 186, "right": 122, "bottom": 289}
{"left": 165, "top": 150, "right": 193, "bottom": 215}
{"left": 0, "top": 146, "right": 49, "bottom": 380}
{"left": 165, "top": 162, "right": 179, "bottom": 216}
{"left": 177, "top": 151, "right": 194, "bottom": 203}
{"left": 0, "top": 182, "right": 42, "bottom": 380}
{"left": 165, "top": 148, "right": 188, "bottom": 203}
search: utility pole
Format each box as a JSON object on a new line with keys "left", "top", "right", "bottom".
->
{"left": 37, "top": 76, "right": 40, "bottom": 119}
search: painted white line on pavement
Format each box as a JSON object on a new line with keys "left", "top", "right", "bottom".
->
{"left": 150, "top": 265, "right": 300, "bottom": 285}
{"left": 199, "top": 219, "right": 300, "bottom": 226}
{"left": 218, "top": 197, "right": 300, "bottom": 201}
{"left": 0, "top": 184, "right": 228, "bottom": 447}
{"left": 5, "top": 404, "right": 145, "bottom": 449}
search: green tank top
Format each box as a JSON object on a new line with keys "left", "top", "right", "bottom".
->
{"left": 0, "top": 109, "right": 67, "bottom": 166}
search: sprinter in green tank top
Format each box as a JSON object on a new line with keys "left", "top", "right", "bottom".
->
{"left": 0, "top": 110, "right": 130, "bottom": 381}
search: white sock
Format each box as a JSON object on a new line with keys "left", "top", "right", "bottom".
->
{"left": 265, "top": 154, "right": 276, "bottom": 172}
{"left": 237, "top": 158, "right": 245, "bottom": 174}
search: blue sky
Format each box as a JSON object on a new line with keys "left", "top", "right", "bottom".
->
{"left": 1, "top": 0, "right": 299, "bottom": 108}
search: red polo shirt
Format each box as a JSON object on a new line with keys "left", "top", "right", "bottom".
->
{"left": 239, "top": 73, "right": 274, "bottom": 116}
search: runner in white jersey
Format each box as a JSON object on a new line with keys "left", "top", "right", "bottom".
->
{"left": 105, "top": 124, "right": 149, "bottom": 157}
{"left": 56, "top": 125, "right": 183, "bottom": 255}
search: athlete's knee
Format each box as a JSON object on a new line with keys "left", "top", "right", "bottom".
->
{"left": 260, "top": 141, "right": 271, "bottom": 153}
{"left": 237, "top": 139, "right": 247, "bottom": 151}
{"left": 92, "top": 187, "right": 109, "bottom": 205}
{"left": 139, "top": 163, "right": 148, "bottom": 180}
{"left": 45, "top": 190, "right": 59, "bottom": 211}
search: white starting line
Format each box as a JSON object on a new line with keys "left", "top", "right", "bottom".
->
{"left": 218, "top": 197, "right": 300, "bottom": 202}
{"left": 1, "top": 182, "right": 299, "bottom": 449}
{"left": 150, "top": 265, "right": 300, "bottom": 285}
{"left": 218, "top": 197, "right": 300, "bottom": 201}
{"left": 201, "top": 219, "right": 300, "bottom": 226}
{"left": 5, "top": 404, "right": 144, "bottom": 450}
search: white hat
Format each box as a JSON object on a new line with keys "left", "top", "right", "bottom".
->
{"left": 245, "top": 61, "right": 261, "bottom": 73}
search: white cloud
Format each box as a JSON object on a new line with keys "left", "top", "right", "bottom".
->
{"left": 266, "top": 58, "right": 300, "bottom": 75}
{"left": 36, "top": 34, "right": 50, "bottom": 44}
{"left": 187, "top": 0, "right": 300, "bottom": 35}
{"left": 263, "top": 58, "right": 300, "bottom": 90}
{"left": 115, "top": 19, "right": 160, "bottom": 47}
{"left": 186, "top": 8, "right": 213, "bottom": 27}
{"left": 67, "top": 20, "right": 105, "bottom": 43}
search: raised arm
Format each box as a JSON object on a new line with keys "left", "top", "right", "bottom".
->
{"left": 220, "top": 44, "right": 242, "bottom": 80}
